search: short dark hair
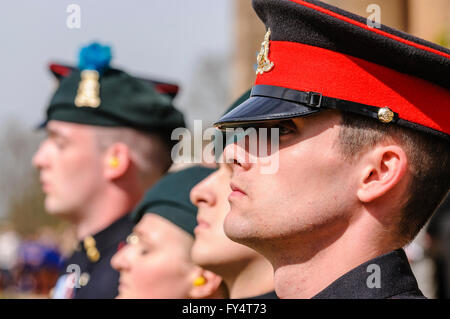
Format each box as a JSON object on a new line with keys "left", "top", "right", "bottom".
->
{"left": 337, "top": 112, "right": 450, "bottom": 244}
{"left": 93, "top": 127, "right": 173, "bottom": 187}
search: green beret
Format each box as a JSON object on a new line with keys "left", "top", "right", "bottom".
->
{"left": 131, "top": 166, "right": 215, "bottom": 237}
{"left": 43, "top": 42, "right": 185, "bottom": 140}
{"left": 214, "top": 89, "right": 251, "bottom": 160}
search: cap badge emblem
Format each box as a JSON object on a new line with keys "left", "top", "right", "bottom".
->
{"left": 74, "top": 70, "right": 101, "bottom": 108}
{"left": 256, "top": 28, "right": 274, "bottom": 75}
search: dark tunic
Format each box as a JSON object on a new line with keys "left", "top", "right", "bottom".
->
{"left": 53, "top": 215, "right": 133, "bottom": 299}
{"left": 427, "top": 193, "right": 450, "bottom": 299}
{"left": 312, "top": 249, "right": 425, "bottom": 299}
{"left": 250, "top": 291, "right": 278, "bottom": 299}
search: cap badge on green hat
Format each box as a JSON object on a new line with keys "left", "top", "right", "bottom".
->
{"left": 256, "top": 28, "right": 274, "bottom": 75}
{"left": 74, "top": 43, "right": 112, "bottom": 108}
{"left": 75, "top": 70, "right": 100, "bottom": 108}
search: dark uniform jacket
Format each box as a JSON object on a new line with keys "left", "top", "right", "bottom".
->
{"left": 312, "top": 249, "right": 425, "bottom": 299}
{"left": 251, "top": 291, "right": 278, "bottom": 299}
{"left": 53, "top": 215, "right": 133, "bottom": 299}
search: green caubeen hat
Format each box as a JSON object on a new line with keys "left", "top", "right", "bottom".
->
{"left": 131, "top": 166, "right": 215, "bottom": 237}
{"left": 41, "top": 42, "right": 186, "bottom": 142}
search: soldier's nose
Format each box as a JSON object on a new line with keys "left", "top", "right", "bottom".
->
{"left": 223, "top": 142, "right": 252, "bottom": 171}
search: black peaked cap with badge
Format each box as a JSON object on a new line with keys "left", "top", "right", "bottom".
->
{"left": 215, "top": 0, "right": 450, "bottom": 141}
{"left": 131, "top": 166, "right": 215, "bottom": 236}
{"left": 213, "top": 0, "right": 448, "bottom": 299}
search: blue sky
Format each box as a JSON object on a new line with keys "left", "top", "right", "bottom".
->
{"left": 0, "top": 0, "right": 232, "bottom": 128}
{"left": 0, "top": 0, "right": 233, "bottom": 217}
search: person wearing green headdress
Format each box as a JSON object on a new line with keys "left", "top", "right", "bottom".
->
{"left": 111, "top": 166, "right": 227, "bottom": 299}
{"left": 190, "top": 90, "right": 276, "bottom": 299}
{"left": 32, "top": 42, "right": 185, "bottom": 299}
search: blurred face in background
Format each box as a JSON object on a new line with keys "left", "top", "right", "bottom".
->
{"left": 111, "top": 213, "right": 197, "bottom": 299}
{"left": 190, "top": 163, "right": 261, "bottom": 273}
{"left": 32, "top": 120, "right": 105, "bottom": 219}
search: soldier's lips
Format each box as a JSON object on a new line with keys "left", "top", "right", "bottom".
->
{"left": 194, "top": 217, "right": 210, "bottom": 234}
{"left": 229, "top": 182, "right": 247, "bottom": 199}
{"left": 40, "top": 179, "right": 51, "bottom": 193}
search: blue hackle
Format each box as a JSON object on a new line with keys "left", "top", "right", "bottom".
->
{"left": 78, "top": 42, "right": 112, "bottom": 74}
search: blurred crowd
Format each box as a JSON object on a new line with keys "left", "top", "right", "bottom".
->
{"left": 0, "top": 225, "right": 76, "bottom": 298}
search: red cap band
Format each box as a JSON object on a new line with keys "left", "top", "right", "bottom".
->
{"left": 255, "top": 41, "right": 450, "bottom": 135}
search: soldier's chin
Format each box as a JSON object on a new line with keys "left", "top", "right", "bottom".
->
{"left": 115, "top": 292, "right": 128, "bottom": 299}
{"left": 44, "top": 197, "right": 72, "bottom": 216}
{"left": 223, "top": 212, "right": 260, "bottom": 248}
{"left": 191, "top": 243, "right": 221, "bottom": 271}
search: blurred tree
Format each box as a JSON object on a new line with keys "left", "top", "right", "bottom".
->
{"left": 8, "top": 171, "right": 63, "bottom": 237}
{"left": 184, "top": 54, "right": 231, "bottom": 128}
{"left": 0, "top": 120, "right": 66, "bottom": 237}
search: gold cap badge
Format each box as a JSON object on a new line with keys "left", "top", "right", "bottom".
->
{"left": 74, "top": 70, "right": 101, "bottom": 108}
{"left": 378, "top": 107, "right": 395, "bottom": 123}
{"left": 256, "top": 28, "right": 274, "bottom": 75}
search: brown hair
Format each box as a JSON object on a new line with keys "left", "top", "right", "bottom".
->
{"left": 337, "top": 112, "right": 450, "bottom": 244}
{"left": 93, "top": 127, "right": 173, "bottom": 189}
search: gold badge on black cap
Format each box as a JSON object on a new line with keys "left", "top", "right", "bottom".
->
{"left": 256, "top": 28, "right": 275, "bottom": 75}
{"left": 74, "top": 70, "right": 101, "bottom": 108}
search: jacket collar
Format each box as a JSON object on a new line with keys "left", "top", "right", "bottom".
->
{"left": 312, "top": 248, "right": 423, "bottom": 299}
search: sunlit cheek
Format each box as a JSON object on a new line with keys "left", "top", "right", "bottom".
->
{"left": 142, "top": 255, "right": 190, "bottom": 298}
{"left": 60, "top": 155, "right": 103, "bottom": 201}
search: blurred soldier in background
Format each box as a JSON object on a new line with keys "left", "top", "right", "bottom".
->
{"left": 190, "top": 90, "right": 276, "bottom": 299}
{"left": 32, "top": 42, "right": 185, "bottom": 298}
{"left": 112, "top": 166, "right": 227, "bottom": 299}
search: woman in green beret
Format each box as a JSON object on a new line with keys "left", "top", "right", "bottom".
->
{"left": 111, "top": 166, "right": 227, "bottom": 299}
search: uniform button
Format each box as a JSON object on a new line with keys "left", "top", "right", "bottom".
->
{"left": 378, "top": 107, "right": 394, "bottom": 123}
{"left": 83, "top": 236, "right": 96, "bottom": 249}
{"left": 87, "top": 247, "right": 100, "bottom": 262}
{"left": 79, "top": 272, "right": 90, "bottom": 287}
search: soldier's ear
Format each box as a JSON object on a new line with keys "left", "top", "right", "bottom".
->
{"left": 356, "top": 144, "right": 409, "bottom": 204}
{"left": 103, "top": 143, "right": 132, "bottom": 181}
{"left": 188, "top": 267, "right": 227, "bottom": 299}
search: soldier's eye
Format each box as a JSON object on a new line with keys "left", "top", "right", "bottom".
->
{"left": 51, "top": 137, "right": 67, "bottom": 150}
{"left": 275, "top": 120, "right": 296, "bottom": 136}
{"left": 279, "top": 126, "right": 292, "bottom": 135}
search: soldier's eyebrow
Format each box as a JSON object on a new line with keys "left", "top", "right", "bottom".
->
{"left": 133, "top": 228, "right": 152, "bottom": 246}
{"left": 46, "top": 126, "right": 68, "bottom": 140}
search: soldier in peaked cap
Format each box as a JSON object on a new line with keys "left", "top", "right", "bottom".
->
{"left": 32, "top": 42, "right": 185, "bottom": 299}
{"left": 215, "top": 0, "right": 450, "bottom": 299}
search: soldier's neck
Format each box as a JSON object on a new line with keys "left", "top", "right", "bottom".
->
{"left": 223, "top": 256, "right": 274, "bottom": 299}
{"left": 75, "top": 187, "right": 142, "bottom": 240}
{"left": 271, "top": 218, "right": 398, "bottom": 299}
